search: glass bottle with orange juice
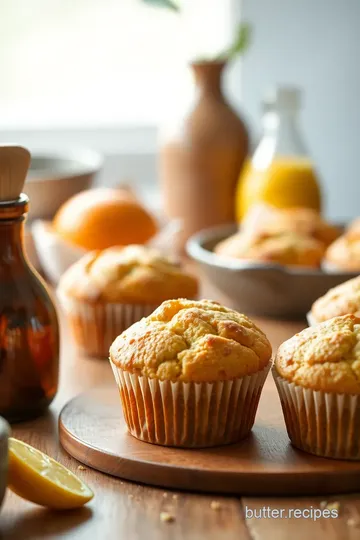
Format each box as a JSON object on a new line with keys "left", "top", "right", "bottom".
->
{"left": 236, "top": 86, "right": 322, "bottom": 221}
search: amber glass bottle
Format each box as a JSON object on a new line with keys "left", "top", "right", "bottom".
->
{"left": 0, "top": 194, "right": 59, "bottom": 422}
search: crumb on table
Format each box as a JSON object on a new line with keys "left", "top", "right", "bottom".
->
{"left": 325, "top": 501, "right": 340, "bottom": 513}
{"left": 347, "top": 518, "right": 360, "bottom": 528}
{"left": 160, "top": 512, "right": 175, "bottom": 523}
{"left": 320, "top": 500, "right": 341, "bottom": 512}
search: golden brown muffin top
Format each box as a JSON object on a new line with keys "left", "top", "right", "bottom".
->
{"left": 110, "top": 299, "right": 272, "bottom": 382}
{"left": 311, "top": 275, "right": 360, "bottom": 323}
{"left": 275, "top": 315, "right": 360, "bottom": 394}
{"left": 215, "top": 230, "right": 324, "bottom": 268}
{"left": 58, "top": 245, "right": 198, "bottom": 304}
{"left": 242, "top": 205, "right": 340, "bottom": 247}
{"left": 324, "top": 234, "right": 360, "bottom": 271}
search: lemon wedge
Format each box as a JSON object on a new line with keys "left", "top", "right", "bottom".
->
{"left": 8, "top": 438, "right": 94, "bottom": 509}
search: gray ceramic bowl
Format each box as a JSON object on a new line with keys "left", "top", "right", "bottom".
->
{"left": 187, "top": 224, "right": 358, "bottom": 318}
{"left": 24, "top": 150, "right": 103, "bottom": 219}
{"left": 0, "top": 417, "right": 10, "bottom": 510}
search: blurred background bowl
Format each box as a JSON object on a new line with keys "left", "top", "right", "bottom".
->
{"left": 0, "top": 417, "right": 10, "bottom": 511}
{"left": 24, "top": 150, "right": 103, "bottom": 220}
{"left": 187, "top": 224, "right": 358, "bottom": 318}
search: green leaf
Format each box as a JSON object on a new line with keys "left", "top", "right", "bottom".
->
{"left": 141, "top": 0, "right": 180, "bottom": 11}
{"left": 217, "top": 22, "right": 252, "bottom": 61}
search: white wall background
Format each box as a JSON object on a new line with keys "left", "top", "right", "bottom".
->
{"left": 0, "top": 0, "right": 234, "bottom": 128}
{"left": 1, "top": 0, "right": 359, "bottom": 222}
{"left": 241, "top": 0, "right": 360, "bottom": 221}
{"left": 0, "top": 0, "right": 236, "bottom": 213}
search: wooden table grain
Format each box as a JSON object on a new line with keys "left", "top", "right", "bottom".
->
{"left": 1, "top": 273, "right": 360, "bottom": 540}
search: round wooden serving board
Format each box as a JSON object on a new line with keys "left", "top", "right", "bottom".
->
{"left": 59, "top": 379, "right": 360, "bottom": 496}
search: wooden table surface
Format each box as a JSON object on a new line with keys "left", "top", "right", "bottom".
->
{"left": 1, "top": 273, "right": 360, "bottom": 540}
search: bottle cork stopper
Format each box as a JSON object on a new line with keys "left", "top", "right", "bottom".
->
{"left": 0, "top": 145, "right": 31, "bottom": 202}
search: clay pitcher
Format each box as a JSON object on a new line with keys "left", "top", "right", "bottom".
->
{"left": 159, "top": 60, "right": 249, "bottom": 247}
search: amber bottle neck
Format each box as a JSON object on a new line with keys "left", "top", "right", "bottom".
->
{"left": 0, "top": 194, "right": 28, "bottom": 265}
{"left": 0, "top": 218, "right": 26, "bottom": 264}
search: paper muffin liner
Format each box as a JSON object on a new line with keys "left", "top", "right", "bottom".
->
{"left": 110, "top": 362, "right": 271, "bottom": 448}
{"left": 57, "top": 290, "right": 158, "bottom": 357}
{"left": 273, "top": 367, "right": 360, "bottom": 460}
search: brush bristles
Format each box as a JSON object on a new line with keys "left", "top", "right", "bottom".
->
{"left": 0, "top": 145, "right": 31, "bottom": 202}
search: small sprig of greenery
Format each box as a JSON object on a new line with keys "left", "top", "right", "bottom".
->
{"left": 216, "top": 22, "right": 251, "bottom": 61}
{"left": 141, "top": 0, "right": 251, "bottom": 61}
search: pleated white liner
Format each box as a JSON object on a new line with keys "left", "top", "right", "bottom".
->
{"left": 57, "top": 290, "right": 157, "bottom": 357}
{"left": 273, "top": 367, "right": 360, "bottom": 460}
{"left": 111, "top": 363, "right": 271, "bottom": 448}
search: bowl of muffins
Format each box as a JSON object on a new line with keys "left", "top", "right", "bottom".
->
{"left": 187, "top": 204, "right": 360, "bottom": 318}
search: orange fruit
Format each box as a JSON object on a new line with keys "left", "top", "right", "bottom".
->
{"left": 53, "top": 188, "right": 158, "bottom": 250}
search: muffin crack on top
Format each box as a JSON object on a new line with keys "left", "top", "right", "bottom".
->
{"left": 110, "top": 299, "right": 272, "bottom": 382}
{"left": 59, "top": 245, "right": 198, "bottom": 304}
{"left": 275, "top": 314, "right": 360, "bottom": 394}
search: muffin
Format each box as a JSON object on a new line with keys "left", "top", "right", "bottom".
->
{"left": 241, "top": 205, "right": 340, "bottom": 247}
{"left": 347, "top": 217, "right": 360, "bottom": 239}
{"left": 215, "top": 230, "right": 325, "bottom": 268}
{"left": 57, "top": 245, "right": 198, "bottom": 357}
{"left": 53, "top": 187, "right": 158, "bottom": 250}
{"left": 310, "top": 275, "right": 360, "bottom": 324}
{"left": 324, "top": 233, "right": 360, "bottom": 272}
{"left": 109, "top": 299, "right": 272, "bottom": 447}
{"left": 273, "top": 314, "right": 360, "bottom": 459}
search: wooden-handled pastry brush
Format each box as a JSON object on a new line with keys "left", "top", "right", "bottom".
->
{"left": 0, "top": 145, "right": 31, "bottom": 202}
